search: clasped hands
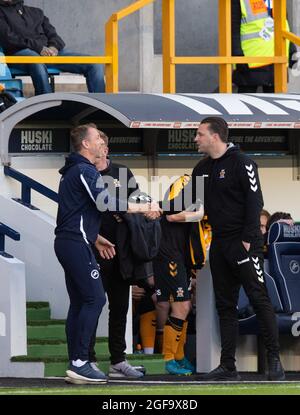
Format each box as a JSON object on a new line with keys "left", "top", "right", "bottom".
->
{"left": 40, "top": 46, "right": 58, "bottom": 56}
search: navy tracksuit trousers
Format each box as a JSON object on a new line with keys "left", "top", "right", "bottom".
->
{"left": 54, "top": 238, "right": 106, "bottom": 361}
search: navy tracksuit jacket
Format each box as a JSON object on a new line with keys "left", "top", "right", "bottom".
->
{"left": 54, "top": 152, "right": 127, "bottom": 361}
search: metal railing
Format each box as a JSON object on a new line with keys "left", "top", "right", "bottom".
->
{"left": 0, "top": 222, "right": 20, "bottom": 255}
{"left": 0, "top": 0, "right": 300, "bottom": 93}
{"left": 4, "top": 166, "right": 58, "bottom": 208}
{"left": 107, "top": 0, "right": 300, "bottom": 93}
{"left": 161, "top": 0, "right": 300, "bottom": 93}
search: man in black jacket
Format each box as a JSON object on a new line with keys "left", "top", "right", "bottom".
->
{"left": 0, "top": 0, "right": 104, "bottom": 94}
{"left": 192, "top": 117, "right": 285, "bottom": 381}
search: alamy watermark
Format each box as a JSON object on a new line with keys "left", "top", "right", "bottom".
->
{"left": 95, "top": 168, "right": 205, "bottom": 213}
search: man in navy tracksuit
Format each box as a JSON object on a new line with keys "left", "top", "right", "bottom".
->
{"left": 93, "top": 132, "right": 145, "bottom": 379}
{"left": 192, "top": 117, "right": 285, "bottom": 381}
{"left": 54, "top": 123, "right": 159, "bottom": 384}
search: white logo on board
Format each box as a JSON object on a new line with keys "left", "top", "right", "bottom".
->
{"left": 290, "top": 260, "right": 300, "bottom": 275}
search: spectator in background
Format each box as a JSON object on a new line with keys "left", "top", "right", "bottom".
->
{"left": 0, "top": 0, "right": 105, "bottom": 95}
{"left": 267, "top": 211, "right": 294, "bottom": 232}
{"left": 231, "top": 0, "right": 295, "bottom": 93}
{"left": 260, "top": 210, "right": 294, "bottom": 257}
{"left": 260, "top": 209, "right": 271, "bottom": 237}
{"left": 260, "top": 209, "right": 271, "bottom": 255}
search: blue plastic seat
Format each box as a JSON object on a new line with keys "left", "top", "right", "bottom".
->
{"left": 0, "top": 48, "right": 23, "bottom": 97}
{"left": 268, "top": 222, "right": 300, "bottom": 312}
{"left": 9, "top": 67, "right": 60, "bottom": 92}
{"left": 238, "top": 268, "right": 285, "bottom": 335}
{"left": 238, "top": 223, "right": 300, "bottom": 334}
{"left": 1, "top": 45, "right": 60, "bottom": 92}
{"left": 238, "top": 223, "right": 300, "bottom": 372}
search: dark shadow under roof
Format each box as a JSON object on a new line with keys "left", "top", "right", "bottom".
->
{"left": 1, "top": 92, "right": 300, "bottom": 163}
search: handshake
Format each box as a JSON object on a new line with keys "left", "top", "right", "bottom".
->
{"left": 128, "top": 200, "right": 162, "bottom": 220}
{"left": 128, "top": 192, "right": 162, "bottom": 220}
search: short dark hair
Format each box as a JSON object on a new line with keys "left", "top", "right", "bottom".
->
{"left": 70, "top": 123, "right": 97, "bottom": 152}
{"left": 267, "top": 211, "right": 293, "bottom": 231}
{"left": 200, "top": 117, "right": 229, "bottom": 143}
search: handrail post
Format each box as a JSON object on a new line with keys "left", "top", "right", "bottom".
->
{"left": 273, "top": 0, "right": 288, "bottom": 93}
{"left": 0, "top": 223, "right": 20, "bottom": 254}
{"left": 105, "top": 16, "right": 119, "bottom": 93}
{"left": 21, "top": 183, "right": 31, "bottom": 205}
{"left": 0, "top": 234, "right": 4, "bottom": 252}
{"left": 4, "top": 166, "right": 58, "bottom": 206}
{"left": 219, "top": 0, "right": 232, "bottom": 93}
{"left": 162, "top": 0, "right": 176, "bottom": 93}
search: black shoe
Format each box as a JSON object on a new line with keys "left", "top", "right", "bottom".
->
{"left": 198, "top": 364, "right": 241, "bottom": 381}
{"left": 268, "top": 357, "right": 285, "bottom": 381}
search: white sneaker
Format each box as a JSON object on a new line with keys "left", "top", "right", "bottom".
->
{"left": 109, "top": 361, "right": 144, "bottom": 378}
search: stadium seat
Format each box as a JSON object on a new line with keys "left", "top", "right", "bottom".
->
{"left": 238, "top": 268, "right": 285, "bottom": 335}
{"left": 238, "top": 223, "right": 300, "bottom": 332}
{"left": 9, "top": 67, "right": 60, "bottom": 93}
{"left": 0, "top": 78, "right": 23, "bottom": 98}
{"left": 238, "top": 223, "right": 300, "bottom": 372}
{"left": 0, "top": 49, "right": 24, "bottom": 97}
{"left": 0, "top": 46, "right": 60, "bottom": 92}
{"left": 268, "top": 222, "right": 300, "bottom": 314}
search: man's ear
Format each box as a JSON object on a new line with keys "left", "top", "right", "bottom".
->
{"left": 81, "top": 139, "right": 89, "bottom": 150}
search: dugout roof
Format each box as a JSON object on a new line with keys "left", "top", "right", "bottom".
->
{"left": 1, "top": 92, "right": 300, "bottom": 163}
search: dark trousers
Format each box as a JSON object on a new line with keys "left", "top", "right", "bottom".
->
{"left": 54, "top": 238, "right": 106, "bottom": 361}
{"left": 237, "top": 85, "right": 274, "bottom": 93}
{"left": 209, "top": 237, "right": 280, "bottom": 370}
{"left": 99, "top": 258, "right": 130, "bottom": 365}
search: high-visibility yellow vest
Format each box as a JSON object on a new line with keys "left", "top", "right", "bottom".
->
{"left": 240, "top": 0, "right": 289, "bottom": 68}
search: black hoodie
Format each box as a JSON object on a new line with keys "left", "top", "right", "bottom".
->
{"left": 98, "top": 160, "right": 138, "bottom": 244}
{"left": 191, "top": 144, "right": 263, "bottom": 242}
{"left": 0, "top": 0, "right": 65, "bottom": 55}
